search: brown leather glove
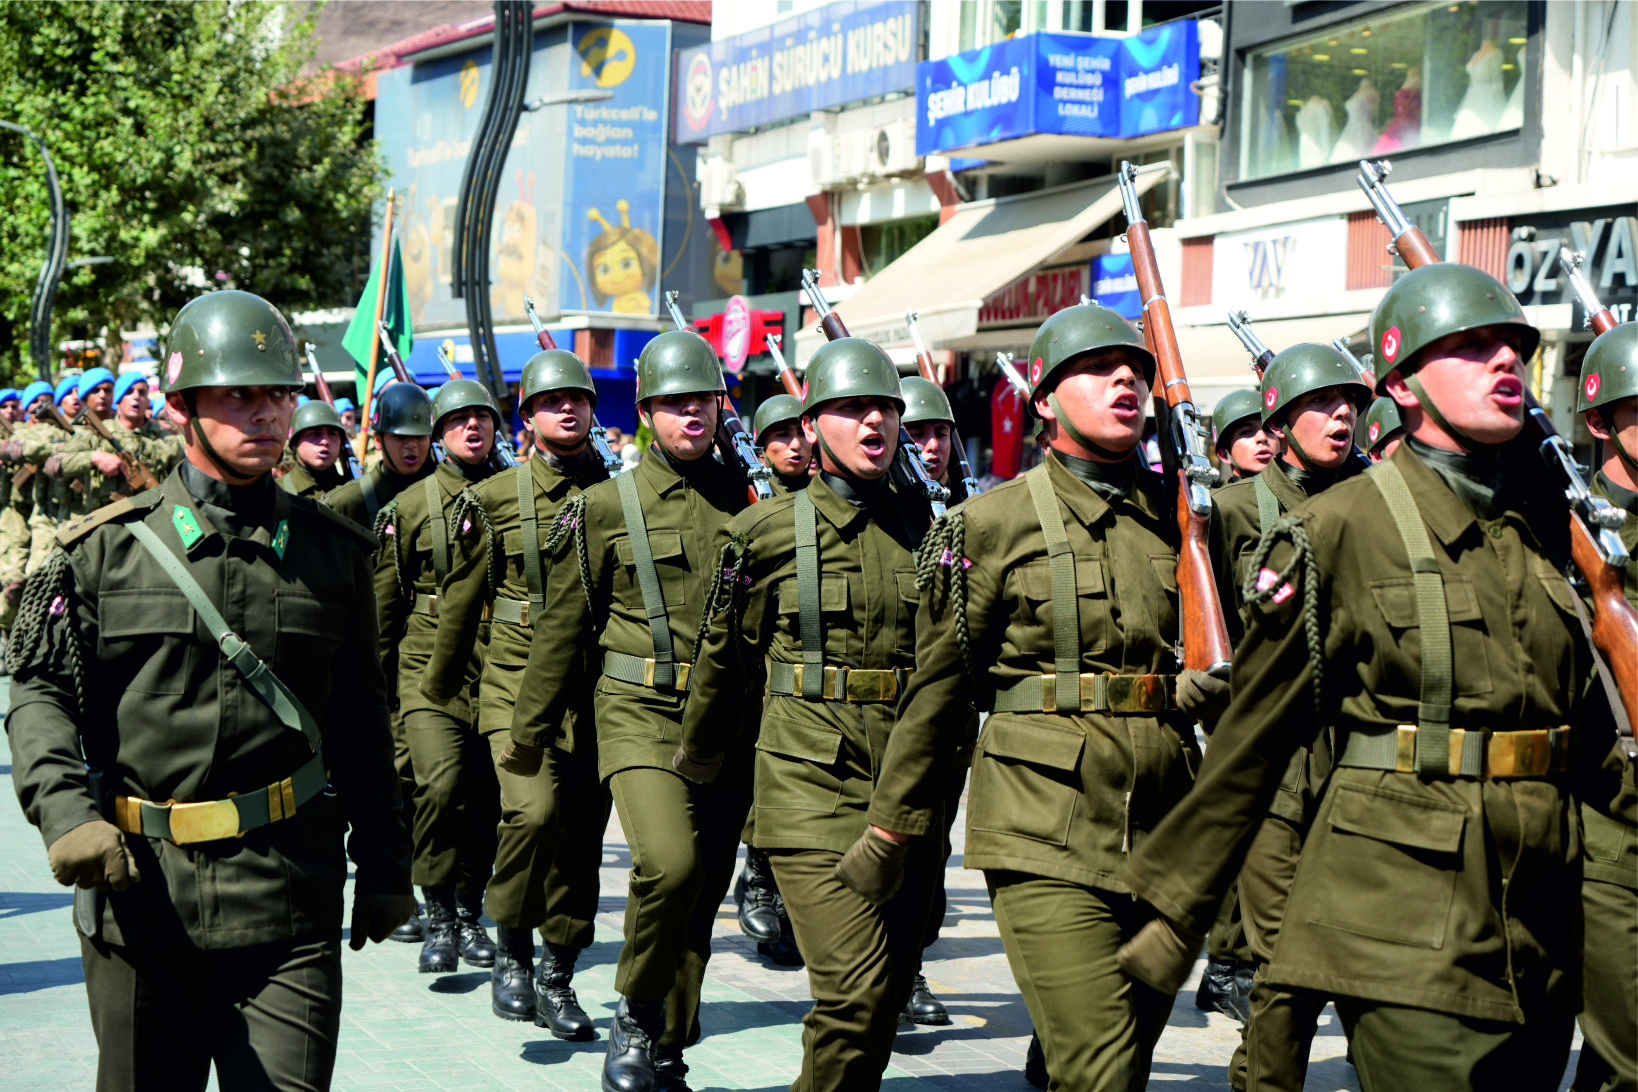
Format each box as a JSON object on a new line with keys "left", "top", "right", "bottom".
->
{"left": 671, "top": 746, "right": 723, "bottom": 784}
{"left": 1117, "top": 913, "right": 1204, "bottom": 995}
{"left": 1175, "top": 668, "right": 1232, "bottom": 722}
{"left": 833, "top": 828, "right": 910, "bottom": 905}
{"left": 3, "top": 582, "right": 22, "bottom": 609}
{"left": 42, "top": 453, "right": 62, "bottom": 479}
{"left": 495, "top": 738, "right": 545, "bottom": 777}
{"left": 47, "top": 819, "right": 141, "bottom": 891}
{"left": 349, "top": 892, "right": 421, "bottom": 951}
{"left": 0, "top": 440, "right": 23, "bottom": 463}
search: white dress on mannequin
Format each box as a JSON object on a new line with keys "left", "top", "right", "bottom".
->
{"left": 1498, "top": 44, "right": 1525, "bottom": 131}
{"left": 1296, "top": 96, "right": 1337, "bottom": 169}
{"left": 1451, "top": 40, "right": 1507, "bottom": 139}
{"left": 1330, "top": 79, "right": 1381, "bottom": 163}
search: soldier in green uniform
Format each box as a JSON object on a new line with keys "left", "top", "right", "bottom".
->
{"left": 19, "top": 379, "right": 82, "bottom": 577}
{"left": 1358, "top": 396, "right": 1406, "bottom": 462}
{"left": 498, "top": 329, "right": 751, "bottom": 1092}
{"left": 901, "top": 374, "right": 973, "bottom": 506}
{"left": 861, "top": 304, "right": 1219, "bottom": 1092}
{"left": 675, "top": 337, "right": 937, "bottom": 1091}
{"left": 1213, "top": 387, "right": 1277, "bottom": 483}
{"left": 0, "top": 386, "right": 35, "bottom": 633}
{"left": 755, "top": 393, "right": 814, "bottom": 494}
{"left": 421, "top": 348, "right": 611, "bottom": 1034}
{"left": 6, "top": 289, "right": 415, "bottom": 1091}
{"left": 111, "top": 372, "right": 184, "bottom": 477}
{"left": 327, "top": 382, "right": 435, "bottom": 527}
{"left": 1573, "top": 322, "right": 1637, "bottom": 1092}
{"left": 56, "top": 370, "right": 175, "bottom": 523}
{"left": 1118, "top": 263, "right": 1620, "bottom": 1091}
{"left": 279, "top": 399, "right": 352, "bottom": 500}
{"left": 376, "top": 379, "right": 506, "bottom": 975}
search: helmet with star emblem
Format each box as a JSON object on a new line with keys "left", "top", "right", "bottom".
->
{"left": 289, "top": 399, "right": 346, "bottom": 440}
{"left": 802, "top": 338, "right": 904, "bottom": 415}
{"left": 1259, "top": 344, "right": 1371, "bottom": 425}
{"left": 1369, "top": 264, "right": 1540, "bottom": 394}
{"left": 1356, "top": 396, "right": 1405, "bottom": 454}
{"left": 432, "top": 378, "right": 502, "bottom": 430}
{"left": 161, "top": 291, "right": 303, "bottom": 393}
{"left": 1024, "top": 304, "right": 1154, "bottom": 417}
{"left": 1577, "top": 323, "right": 1638, "bottom": 414}
{"left": 635, "top": 330, "right": 726, "bottom": 403}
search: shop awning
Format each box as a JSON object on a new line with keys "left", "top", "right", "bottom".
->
{"left": 794, "top": 164, "right": 1170, "bottom": 364}
{"left": 1170, "top": 312, "right": 1376, "bottom": 387}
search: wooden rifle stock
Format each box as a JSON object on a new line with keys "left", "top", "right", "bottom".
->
{"left": 764, "top": 334, "right": 805, "bottom": 399}
{"left": 1118, "top": 163, "right": 1232, "bottom": 677}
{"left": 906, "top": 310, "right": 980, "bottom": 498}
{"left": 376, "top": 320, "right": 415, "bottom": 384}
{"left": 83, "top": 408, "right": 160, "bottom": 492}
{"left": 661, "top": 291, "right": 773, "bottom": 503}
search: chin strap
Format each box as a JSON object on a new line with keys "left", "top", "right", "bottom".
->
{"left": 1045, "top": 391, "right": 1134, "bottom": 463}
{"left": 1405, "top": 374, "right": 1482, "bottom": 452}
{"left": 183, "top": 391, "right": 263, "bottom": 486}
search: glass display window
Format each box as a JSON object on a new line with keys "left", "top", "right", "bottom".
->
{"left": 1239, "top": 0, "right": 1528, "bottom": 180}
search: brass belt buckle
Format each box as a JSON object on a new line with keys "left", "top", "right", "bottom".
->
{"left": 165, "top": 796, "right": 243, "bottom": 844}
{"left": 641, "top": 658, "right": 690, "bottom": 690}
{"left": 1394, "top": 726, "right": 1417, "bottom": 773}
{"left": 1100, "top": 674, "right": 1166, "bottom": 714}
{"left": 844, "top": 669, "right": 893, "bottom": 703}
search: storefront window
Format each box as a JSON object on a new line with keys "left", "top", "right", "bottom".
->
{"left": 860, "top": 215, "right": 940, "bottom": 279}
{"left": 1239, "top": 0, "right": 1528, "bottom": 180}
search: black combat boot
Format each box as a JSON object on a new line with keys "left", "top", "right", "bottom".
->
{"left": 455, "top": 887, "right": 497, "bottom": 968}
{"left": 1195, "top": 956, "right": 1254, "bottom": 1024}
{"left": 734, "top": 847, "right": 782, "bottom": 944}
{"left": 389, "top": 901, "right": 425, "bottom": 943}
{"left": 536, "top": 941, "right": 595, "bottom": 1040}
{"left": 418, "top": 886, "right": 460, "bottom": 974}
{"left": 602, "top": 996, "right": 663, "bottom": 1092}
{"left": 490, "top": 924, "right": 536, "bottom": 1021}
{"left": 653, "top": 1044, "right": 692, "bottom": 1092}
{"left": 905, "top": 965, "right": 950, "bottom": 1025}
{"left": 755, "top": 887, "right": 803, "bottom": 967}
{"left": 1024, "top": 1030, "right": 1049, "bottom": 1089}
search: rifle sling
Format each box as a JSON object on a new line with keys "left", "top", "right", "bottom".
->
{"left": 615, "top": 469, "right": 681, "bottom": 691}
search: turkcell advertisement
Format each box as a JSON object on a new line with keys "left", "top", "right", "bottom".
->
{"left": 673, "top": 0, "right": 920, "bottom": 142}
{"left": 916, "top": 21, "right": 1200, "bottom": 156}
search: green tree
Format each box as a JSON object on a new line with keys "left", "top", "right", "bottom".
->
{"left": 0, "top": 0, "right": 386, "bottom": 382}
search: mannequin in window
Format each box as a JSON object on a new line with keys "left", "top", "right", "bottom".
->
{"left": 1295, "top": 96, "right": 1337, "bottom": 169}
{"left": 1331, "top": 77, "right": 1380, "bottom": 162}
{"left": 1498, "top": 43, "right": 1525, "bottom": 131}
{"left": 1373, "top": 66, "right": 1422, "bottom": 153}
{"left": 1450, "top": 39, "right": 1506, "bottom": 139}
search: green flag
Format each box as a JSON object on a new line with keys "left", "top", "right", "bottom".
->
{"left": 341, "top": 237, "right": 413, "bottom": 404}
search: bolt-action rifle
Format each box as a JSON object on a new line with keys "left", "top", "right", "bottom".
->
{"left": 663, "top": 291, "right": 773, "bottom": 503}
{"left": 1359, "top": 158, "right": 1637, "bottom": 742}
{"left": 1118, "top": 161, "right": 1232, "bottom": 678}
{"left": 763, "top": 333, "right": 804, "bottom": 399}
{"left": 798, "top": 270, "right": 949, "bottom": 519}
{"left": 996, "top": 352, "right": 1031, "bottom": 399}
{"left": 907, "top": 310, "right": 981, "bottom": 501}
{"left": 1559, "top": 246, "right": 1620, "bottom": 336}
{"left": 523, "top": 296, "right": 622, "bottom": 476}
{"left": 81, "top": 407, "right": 161, "bottom": 493}
{"left": 305, "top": 343, "right": 361, "bottom": 480}
{"left": 421, "top": 327, "right": 517, "bottom": 470}
{"left": 1225, "top": 310, "right": 1374, "bottom": 472}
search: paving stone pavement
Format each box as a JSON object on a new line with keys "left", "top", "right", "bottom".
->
{"left": 0, "top": 678, "right": 1581, "bottom": 1091}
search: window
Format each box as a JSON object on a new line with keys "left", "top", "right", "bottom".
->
{"left": 860, "top": 215, "right": 939, "bottom": 279}
{"left": 1239, "top": 1, "right": 1528, "bottom": 181}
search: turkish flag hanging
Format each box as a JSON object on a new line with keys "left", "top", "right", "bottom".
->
{"left": 990, "top": 376, "right": 1026, "bottom": 479}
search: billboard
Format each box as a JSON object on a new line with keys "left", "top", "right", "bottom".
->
{"left": 916, "top": 21, "right": 1200, "bottom": 156}
{"left": 673, "top": 0, "right": 920, "bottom": 142}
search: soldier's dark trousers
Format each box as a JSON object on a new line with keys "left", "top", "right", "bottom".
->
{"left": 406, "top": 708, "right": 500, "bottom": 890}
{"left": 987, "top": 873, "right": 1170, "bottom": 1092}
{"left": 483, "top": 730, "right": 611, "bottom": 949}
{"left": 1334, "top": 998, "right": 1573, "bottom": 1092}
{"left": 921, "top": 761, "right": 970, "bottom": 951}
{"left": 80, "top": 932, "right": 341, "bottom": 1092}
{"left": 768, "top": 843, "right": 938, "bottom": 1092}
{"left": 1237, "top": 814, "right": 1324, "bottom": 1092}
{"left": 1573, "top": 877, "right": 1638, "bottom": 1092}
{"left": 606, "top": 765, "right": 750, "bottom": 1048}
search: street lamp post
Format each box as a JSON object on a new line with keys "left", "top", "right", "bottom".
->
{"left": 1, "top": 119, "right": 67, "bottom": 381}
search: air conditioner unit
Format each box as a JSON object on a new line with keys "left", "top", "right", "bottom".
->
{"left": 698, "top": 157, "right": 744, "bottom": 211}
{"left": 870, "top": 121, "right": 921, "bottom": 177}
{"left": 838, "top": 129, "right": 876, "bottom": 182}
{"left": 807, "top": 127, "right": 845, "bottom": 189}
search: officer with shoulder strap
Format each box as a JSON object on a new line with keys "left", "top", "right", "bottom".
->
{"left": 1212, "top": 388, "right": 1277, "bottom": 484}
{"left": 328, "top": 381, "right": 435, "bottom": 527}
{"left": 279, "top": 399, "right": 351, "bottom": 499}
{"left": 1120, "top": 262, "right": 1620, "bottom": 1090}
{"left": 7, "top": 289, "right": 413, "bottom": 1091}
{"left": 754, "top": 393, "right": 814, "bottom": 495}
{"left": 1572, "top": 321, "right": 1638, "bottom": 1092}
{"left": 376, "top": 379, "right": 505, "bottom": 976}
{"left": 859, "top": 304, "right": 1220, "bottom": 1092}
{"left": 499, "top": 329, "right": 751, "bottom": 1092}
{"left": 420, "top": 348, "right": 613, "bottom": 1034}
{"left": 677, "top": 338, "right": 934, "bottom": 1091}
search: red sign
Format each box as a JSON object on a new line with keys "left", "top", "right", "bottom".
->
{"left": 978, "top": 265, "right": 1090, "bottom": 328}
{"left": 722, "top": 296, "right": 752, "bottom": 373}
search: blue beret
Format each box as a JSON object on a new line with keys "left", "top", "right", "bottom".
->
{"left": 334, "top": 398, "right": 355, "bottom": 413}
{"left": 0, "top": 389, "right": 16, "bottom": 405}
{"left": 54, "top": 377, "right": 79, "bottom": 404}
{"left": 113, "top": 372, "right": 149, "bottom": 404}
{"left": 21, "top": 381, "right": 53, "bottom": 407}
{"left": 77, "top": 367, "right": 116, "bottom": 402}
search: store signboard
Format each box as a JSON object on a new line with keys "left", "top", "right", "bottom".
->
{"left": 1501, "top": 207, "right": 1638, "bottom": 326}
{"left": 1211, "top": 217, "right": 1348, "bottom": 310}
{"left": 978, "top": 263, "right": 1090, "bottom": 329}
{"left": 1091, "top": 252, "right": 1141, "bottom": 319}
{"left": 673, "top": 1, "right": 920, "bottom": 143}
{"left": 916, "top": 21, "right": 1200, "bottom": 156}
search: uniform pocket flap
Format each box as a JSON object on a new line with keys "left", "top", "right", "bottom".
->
{"left": 101, "top": 587, "right": 194, "bottom": 638}
{"left": 1015, "top": 557, "right": 1105, "bottom": 600}
{"left": 895, "top": 569, "right": 920, "bottom": 603}
{"left": 776, "top": 574, "right": 850, "bottom": 614}
{"left": 1368, "top": 576, "right": 1481, "bottom": 628}
{"left": 502, "top": 528, "right": 525, "bottom": 557}
{"left": 756, "top": 714, "right": 843, "bottom": 765}
{"left": 1149, "top": 554, "right": 1179, "bottom": 594}
{"left": 1330, "top": 783, "right": 1464, "bottom": 854}
{"left": 615, "top": 528, "right": 685, "bottom": 565}
{"left": 278, "top": 589, "right": 347, "bottom": 637}
{"left": 1534, "top": 573, "right": 1579, "bottom": 616}
{"left": 981, "top": 717, "right": 1085, "bottom": 772}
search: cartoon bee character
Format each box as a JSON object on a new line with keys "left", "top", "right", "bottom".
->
{"left": 494, "top": 170, "right": 538, "bottom": 321}
{"left": 711, "top": 234, "right": 744, "bottom": 297}
{"left": 586, "top": 200, "right": 659, "bottom": 313}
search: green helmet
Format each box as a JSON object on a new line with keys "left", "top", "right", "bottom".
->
{"left": 753, "top": 393, "right": 805, "bottom": 442}
{"left": 290, "top": 399, "right": 346, "bottom": 439}
{"left": 520, "top": 349, "right": 597, "bottom": 410}
{"left": 1578, "top": 323, "right": 1638, "bottom": 414}
{"left": 1370, "top": 263, "right": 1540, "bottom": 393}
{"left": 901, "top": 376, "right": 954, "bottom": 426}
{"left": 1259, "top": 343, "right": 1371, "bottom": 424}
{"left": 1024, "top": 304, "right": 1155, "bottom": 416}
{"left": 635, "top": 330, "right": 725, "bottom": 402}
{"left": 161, "top": 290, "right": 303, "bottom": 393}
{"left": 802, "top": 338, "right": 903, "bottom": 415}
{"left": 372, "top": 382, "right": 433, "bottom": 436}
{"left": 1357, "top": 396, "right": 1405, "bottom": 453}
{"left": 1212, "top": 388, "right": 1264, "bottom": 447}
{"left": 432, "top": 377, "right": 501, "bottom": 430}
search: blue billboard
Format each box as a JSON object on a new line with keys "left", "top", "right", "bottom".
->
{"left": 1091, "top": 253, "right": 1141, "bottom": 319}
{"left": 917, "top": 21, "right": 1199, "bottom": 156}
{"left": 673, "top": 1, "right": 920, "bottom": 142}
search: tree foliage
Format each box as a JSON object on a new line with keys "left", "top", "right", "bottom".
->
{"left": 0, "top": 0, "right": 386, "bottom": 381}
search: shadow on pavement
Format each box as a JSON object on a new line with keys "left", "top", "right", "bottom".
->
{"left": 427, "top": 970, "right": 490, "bottom": 994}
{"left": 0, "top": 891, "right": 73, "bottom": 919}
{"left": 0, "top": 955, "right": 85, "bottom": 995}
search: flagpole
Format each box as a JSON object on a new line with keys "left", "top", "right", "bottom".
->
{"left": 356, "top": 188, "right": 396, "bottom": 461}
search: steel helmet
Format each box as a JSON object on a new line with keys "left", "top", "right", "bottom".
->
{"left": 290, "top": 399, "right": 346, "bottom": 439}
{"left": 1357, "top": 396, "right": 1405, "bottom": 453}
{"left": 1212, "top": 388, "right": 1264, "bottom": 449}
{"left": 371, "top": 382, "right": 433, "bottom": 436}
{"left": 432, "top": 377, "right": 501, "bottom": 431}
{"left": 753, "top": 393, "right": 805, "bottom": 442}
{"left": 635, "top": 330, "right": 725, "bottom": 403}
{"left": 1577, "top": 323, "right": 1638, "bottom": 415}
{"left": 1024, "top": 303, "right": 1155, "bottom": 417}
{"left": 160, "top": 290, "right": 303, "bottom": 393}
{"left": 802, "top": 338, "right": 903, "bottom": 415}
{"left": 1369, "top": 263, "right": 1540, "bottom": 393}
{"left": 520, "top": 349, "right": 597, "bottom": 410}
{"left": 1259, "top": 344, "right": 1371, "bottom": 425}
{"left": 900, "top": 376, "right": 955, "bottom": 426}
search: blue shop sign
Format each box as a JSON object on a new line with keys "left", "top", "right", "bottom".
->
{"left": 673, "top": 1, "right": 920, "bottom": 142}
{"left": 1090, "top": 253, "right": 1141, "bottom": 320}
{"left": 917, "top": 22, "right": 1199, "bottom": 156}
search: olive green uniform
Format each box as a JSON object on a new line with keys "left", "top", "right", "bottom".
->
{"left": 20, "top": 420, "right": 74, "bottom": 575}
{"left": 7, "top": 465, "right": 410, "bottom": 1090}
{"left": 55, "top": 418, "right": 177, "bottom": 518}
{"left": 1123, "top": 443, "right": 1617, "bottom": 1089}
{"left": 682, "top": 472, "right": 933, "bottom": 1091}
{"left": 377, "top": 460, "right": 500, "bottom": 896}
{"left": 874, "top": 452, "right": 1200, "bottom": 1092}
{"left": 278, "top": 459, "right": 350, "bottom": 501}
{"left": 509, "top": 448, "right": 750, "bottom": 1047}
{"left": 423, "top": 451, "right": 610, "bottom": 946}
{"left": 0, "top": 423, "right": 43, "bottom": 627}
{"left": 328, "top": 461, "right": 433, "bottom": 530}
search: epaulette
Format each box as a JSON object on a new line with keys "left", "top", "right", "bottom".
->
{"left": 291, "top": 493, "right": 381, "bottom": 550}
{"left": 54, "top": 487, "right": 161, "bottom": 547}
